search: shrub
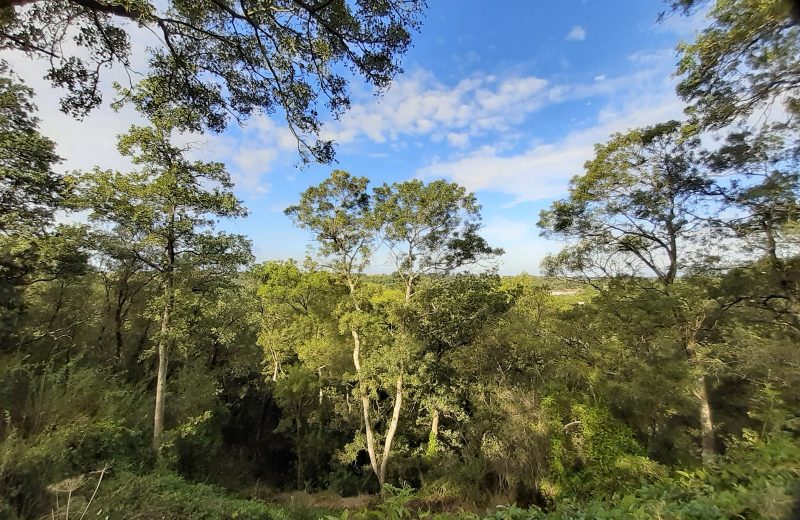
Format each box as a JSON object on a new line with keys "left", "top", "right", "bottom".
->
{"left": 87, "top": 470, "right": 321, "bottom": 520}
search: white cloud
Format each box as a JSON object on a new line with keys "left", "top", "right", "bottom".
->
{"left": 566, "top": 26, "right": 587, "bottom": 41}
{"left": 446, "top": 132, "right": 470, "bottom": 148}
{"left": 321, "top": 55, "right": 679, "bottom": 153}
{"left": 418, "top": 57, "right": 686, "bottom": 205}
{"left": 322, "top": 70, "right": 550, "bottom": 147}
{"left": 188, "top": 116, "right": 298, "bottom": 197}
{"left": 4, "top": 21, "right": 301, "bottom": 200}
{"left": 3, "top": 20, "right": 158, "bottom": 174}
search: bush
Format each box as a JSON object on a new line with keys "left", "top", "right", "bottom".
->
{"left": 329, "top": 432, "right": 800, "bottom": 520}
{"left": 0, "top": 417, "right": 143, "bottom": 519}
{"left": 87, "top": 470, "right": 321, "bottom": 520}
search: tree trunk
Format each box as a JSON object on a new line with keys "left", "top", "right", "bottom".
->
{"left": 153, "top": 207, "right": 176, "bottom": 456}
{"left": 352, "top": 329, "right": 380, "bottom": 481}
{"left": 695, "top": 374, "right": 716, "bottom": 462}
{"left": 379, "top": 372, "right": 403, "bottom": 489}
{"left": 113, "top": 293, "right": 125, "bottom": 366}
{"left": 682, "top": 313, "right": 717, "bottom": 463}
{"left": 295, "top": 416, "right": 304, "bottom": 490}
{"left": 426, "top": 408, "right": 439, "bottom": 457}
{"left": 152, "top": 279, "right": 173, "bottom": 454}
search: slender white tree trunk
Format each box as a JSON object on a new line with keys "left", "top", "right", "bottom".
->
{"left": 153, "top": 207, "right": 175, "bottom": 456}
{"left": 152, "top": 280, "right": 172, "bottom": 454}
{"left": 352, "top": 329, "right": 380, "bottom": 480}
{"left": 695, "top": 374, "right": 716, "bottom": 462}
{"left": 426, "top": 408, "right": 439, "bottom": 457}
{"left": 379, "top": 372, "right": 403, "bottom": 488}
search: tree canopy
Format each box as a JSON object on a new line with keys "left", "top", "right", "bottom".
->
{"left": 0, "top": 0, "right": 426, "bottom": 161}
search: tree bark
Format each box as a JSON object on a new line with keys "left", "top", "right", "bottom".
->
{"left": 152, "top": 278, "right": 173, "bottom": 454}
{"left": 379, "top": 372, "right": 403, "bottom": 489}
{"left": 352, "top": 329, "right": 380, "bottom": 481}
{"left": 695, "top": 374, "right": 716, "bottom": 462}
{"left": 153, "top": 207, "right": 176, "bottom": 455}
{"left": 426, "top": 408, "right": 439, "bottom": 457}
{"left": 113, "top": 288, "right": 125, "bottom": 366}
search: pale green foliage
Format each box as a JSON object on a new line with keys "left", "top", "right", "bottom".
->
{"left": 74, "top": 122, "right": 253, "bottom": 307}
{"left": 373, "top": 179, "right": 502, "bottom": 292}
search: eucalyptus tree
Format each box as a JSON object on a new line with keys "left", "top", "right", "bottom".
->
{"left": 538, "top": 121, "right": 720, "bottom": 461}
{"left": 74, "top": 121, "right": 252, "bottom": 454}
{"left": 286, "top": 172, "right": 501, "bottom": 488}
{"left": 0, "top": 0, "right": 425, "bottom": 162}
{"left": 672, "top": 0, "right": 800, "bottom": 129}
{"left": 372, "top": 179, "right": 502, "bottom": 454}
{"left": 373, "top": 179, "right": 501, "bottom": 301}
{"left": 539, "top": 121, "right": 709, "bottom": 284}
{"left": 285, "top": 170, "right": 393, "bottom": 486}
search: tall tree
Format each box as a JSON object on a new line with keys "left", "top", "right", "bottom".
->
{"left": 539, "top": 121, "right": 719, "bottom": 461}
{"left": 372, "top": 178, "right": 501, "bottom": 454}
{"left": 285, "top": 170, "right": 392, "bottom": 486}
{"left": 0, "top": 69, "right": 86, "bottom": 338}
{"left": 0, "top": 0, "right": 425, "bottom": 162}
{"left": 75, "top": 122, "right": 252, "bottom": 454}
{"left": 539, "top": 121, "right": 709, "bottom": 284}
{"left": 704, "top": 122, "right": 800, "bottom": 329}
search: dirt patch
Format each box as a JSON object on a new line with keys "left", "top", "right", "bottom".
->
{"left": 269, "top": 490, "right": 377, "bottom": 510}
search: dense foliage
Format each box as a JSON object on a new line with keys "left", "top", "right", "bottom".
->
{"left": 1, "top": 0, "right": 799, "bottom": 519}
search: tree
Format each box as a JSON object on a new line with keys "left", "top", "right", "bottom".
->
{"left": 0, "top": 69, "right": 87, "bottom": 337}
{"left": 287, "top": 172, "right": 503, "bottom": 487}
{"left": 410, "top": 273, "right": 511, "bottom": 457}
{"left": 0, "top": 70, "right": 60, "bottom": 232}
{"left": 704, "top": 122, "right": 800, "bottom": 329}
{"left": 673, "top": 0, "right": 800, "bottom": 129}
{"left": 254, "top": 259, "right": 341, "bottom": 382}
{"left": 373, "top": 179, "right": 502, "bottom": 301}
{"left": 285, "top": 170, "right": 392, "bottom": 486}
{"left": 0, "top": 0, "right": 425, "bottom": 162}
{"left": 538, "top": 121, "right": 719, "bottom": 461}
{"left": 539, "top": 121, "right": 709, "bottom": 285}
{"left": 371, "top": 178, "right": 502, "bottom": 457}
{"left": 74, "top": 121, "right": 252, "bottom": 454}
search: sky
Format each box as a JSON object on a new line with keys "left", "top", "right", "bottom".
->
{"left": 8, "top": 0, "right": 707, "bottom": 274}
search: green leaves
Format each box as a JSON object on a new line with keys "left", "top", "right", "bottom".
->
{"left": 74, "top": 123, "right": 252, "bottom": 280}
{"left": 675, "top": 0, "right": 800, "bottom": 129}
{"left": 2, "top": 0, "right": 425, "bottom": 162}
{"left": 539, "top": 121, "right": 708, "bottom": 284}
{"left": 373, "top": 179, "right": 502, "bottom": 285}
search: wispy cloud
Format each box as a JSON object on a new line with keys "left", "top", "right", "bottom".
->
{"left": 565, "top": 25, "right": 587, "bottom": 41}
{"left": 190, "top": 116, "right": 299, "bottom": 197}
{"left": 418, "top": 53, "right": 686, "bottom": 205}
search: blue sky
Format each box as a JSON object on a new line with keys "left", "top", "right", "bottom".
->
{"left": 12, "top": 0, "right": 705, "bottom": 274}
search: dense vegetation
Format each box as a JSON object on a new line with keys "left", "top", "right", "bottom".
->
{"left": 1, "top": 0, "right": 799, "bottom": 519}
